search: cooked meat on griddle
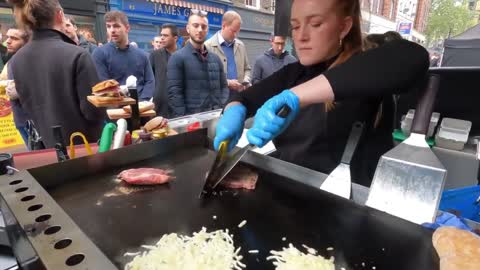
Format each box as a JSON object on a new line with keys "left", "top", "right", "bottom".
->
{"left": 221, "top": 165, "right": 258, "bottom": 190}
{"left": 118, "top": 168, "right": 173, "bottom": 185}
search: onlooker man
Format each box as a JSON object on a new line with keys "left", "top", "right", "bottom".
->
{"left": 1, "top": 27, "right": 30, "bottom": 145}
{"left": 151, "top": 36, "right": 163, "bottom": 51}
{"left": 150, "top": 23, "right": 178, "bottom": 117}
{"left": 205, "top": 10, "right": 251, "bottom": 96}
{"left": 168, "top": 11, "right": 228, "bottom": 117}
{"left": 252, "top": 35, "right": 296, "bottom": 84}
{"left": 63, "top": 15, "right": 97, "bottom": 54}
{"left": 7, "top": 0, "right": 104, "bottom": 148}
{"left": 92, "top": 11, "right": 154, "bottom": 101}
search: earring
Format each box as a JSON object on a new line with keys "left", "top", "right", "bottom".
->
{"left": 339, "top": 38, "right": 343, "bottom": 47}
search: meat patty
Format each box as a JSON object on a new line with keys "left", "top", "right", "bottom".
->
{"left": 221, "top": 165, "right": 258, "bottom": 190}
{"left": 118, "top": 168, "right": 172, "bottom": 185}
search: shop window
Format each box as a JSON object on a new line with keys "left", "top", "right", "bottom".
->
{"left": 245, "top": 0, "right": 259, "bottom": 9}
{"left": 0, "top": 8, "right": 15, "bottom": 46}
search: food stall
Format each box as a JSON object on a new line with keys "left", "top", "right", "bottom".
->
{"left": 0, "top": 69, "right": 479, "bottom": 269}
{"left": 0, "top": 129, "right": 439, "bottom": 269}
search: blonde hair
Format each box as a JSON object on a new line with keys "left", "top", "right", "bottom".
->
{"left": 7, "top": 0, "right": 61, "bottom": 30}
{"left": 222, "top": 10, "right": 242, "bottom": 25}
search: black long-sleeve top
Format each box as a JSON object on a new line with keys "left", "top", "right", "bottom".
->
{"left": 231, "top": 40, "right": 430, "bottom": 186}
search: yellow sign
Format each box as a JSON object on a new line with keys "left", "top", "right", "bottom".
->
{"left": 0, "top": 93, "right": 23, "bottom": 148}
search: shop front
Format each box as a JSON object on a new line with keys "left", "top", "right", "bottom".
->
{"left": 0, "top": 0, "right": 105, "bottom": 44}
{"left": 232, "top": 6, "right": 274, "bottom": 63}
{"left": 109, "top": 0, "right": 232, "bottom": 51}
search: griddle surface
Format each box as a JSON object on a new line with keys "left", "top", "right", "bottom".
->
{"left": 47, "top": 147, "right": 438, "bottom": 269}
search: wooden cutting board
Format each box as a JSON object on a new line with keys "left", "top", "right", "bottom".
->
{"left": 107, "top": 109, "right": 156, "bottom": 120}
{"left": 87, "top": 96, "right": 137, "bottom": 107}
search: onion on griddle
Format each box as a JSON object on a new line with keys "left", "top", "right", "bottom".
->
{"left": 125, "top": 227, "right": 245, "bottom": 270}
{"left": 267, "top": 243, "right": 335, "bottom": 270}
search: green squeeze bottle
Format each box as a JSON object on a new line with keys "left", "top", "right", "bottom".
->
{"left": 98, "top": 123, "right": 117, "bottom": 153}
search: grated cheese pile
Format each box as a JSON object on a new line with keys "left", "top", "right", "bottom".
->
{"left": 125, "top": 227, "right": 245, "bottom": 270}
{"left": 267, "top": 243, "right": 335, "bottom": 270}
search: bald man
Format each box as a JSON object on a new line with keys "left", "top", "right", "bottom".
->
{"left": 205, "top": 10, "right": 251, "bottom": 97}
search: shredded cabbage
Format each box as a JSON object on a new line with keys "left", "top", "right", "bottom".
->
{"left": 267, "top": 244, "right": 335, "bottom": 270}
{"left": 125, "top": 227, "right": 245, "bottom": 270}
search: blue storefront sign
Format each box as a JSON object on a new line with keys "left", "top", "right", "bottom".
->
{"left": 109, "top": 0, "right": 230, "bottom": 50}
{"left": 397, "top": 22, "right": 412, "bottom": 35}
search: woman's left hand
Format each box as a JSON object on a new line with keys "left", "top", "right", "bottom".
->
{"left": 247, "top": 90, "right": 300, "bottom": 147}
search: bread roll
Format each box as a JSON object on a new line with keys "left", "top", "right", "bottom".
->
{"left": 144, "top": 116, "right": 167, "bottom": 132}
{"left": 433, "top": 226, "right": 480, "bottom": 270}
{"left": 92, "top": 79, "right": 119, "bottom": 92}
{"left": 123, "top": 101, "right": 154, "bottom": 113}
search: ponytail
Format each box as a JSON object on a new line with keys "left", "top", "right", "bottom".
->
{"left": 326, "top": 0, "right": 363, "bottom": 112}
{"left": 7, "top": 0, "right": 60, "bottom": 30}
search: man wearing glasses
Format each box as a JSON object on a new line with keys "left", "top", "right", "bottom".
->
{"left": 167, "top": 10, "right": 229, "bottom": 117}
{"left": 205, "top": 11, "right": 251, "bottom": 97}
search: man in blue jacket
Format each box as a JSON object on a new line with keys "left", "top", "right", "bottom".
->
{"left": 92, "top": 11, "right": 154, "bottom": 101}
{"left": 167, "top": 11, "right": 228, "bottom": 117}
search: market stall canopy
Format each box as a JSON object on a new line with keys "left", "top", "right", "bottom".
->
{"left": 442, "top": 23, "right": 480, "bottom": 67}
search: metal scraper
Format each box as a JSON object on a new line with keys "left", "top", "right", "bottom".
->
{"left": 366, "top": 74, "right": 447, "bottom": 225}
{"left": 200, "top": 105, "right": 291, "bottom": 197}
{"left": 320, "top": 121, "right": 364, "bottom": 199}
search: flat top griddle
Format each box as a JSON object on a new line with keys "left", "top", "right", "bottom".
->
{"left": 1, "top": 130, "right": 439, "bottom": 270}
{"left": 49, "top": 153, "right": 437, "bottom": 269}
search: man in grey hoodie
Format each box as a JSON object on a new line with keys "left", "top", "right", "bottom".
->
{"left": 251, "top": 35, "right": 297, "bottom": 84}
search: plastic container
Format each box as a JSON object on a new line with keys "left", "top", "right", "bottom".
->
{"left": 435, "top": 118, "right": 472, "bottom": 151}
{"left": 439, "top": 185, "right": 480, "bottom": 223}
{"left": 194, "top": 109, "right": 222, "bottom": 122}
{"left": 401, "top": 109, "right": 440, "bottom": 138}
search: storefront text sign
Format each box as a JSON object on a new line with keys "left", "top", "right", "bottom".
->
{"left": 123, "top": 0, "right": 223, "bottom": 25}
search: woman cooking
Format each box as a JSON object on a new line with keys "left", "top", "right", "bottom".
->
{"left": 214, "top": 0, "right": 430, "bottom": 187}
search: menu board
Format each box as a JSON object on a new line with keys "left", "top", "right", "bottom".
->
{"left": 0, "top": 83, "right": 23, "bottom": 148}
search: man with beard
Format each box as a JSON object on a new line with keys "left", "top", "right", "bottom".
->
{"left": 63, "top": 15, "right": 97, "bottom": 54}
{"left": 149, "top": 23, "right": 178, "bottom": 117}
{"left": 1, "top": 27, "right": 30, "bottom": 146}
{"left": 167, "top": 11, "right": 228, "bottom": 117}
{"left": 92, "top": 11, "right": 154, "bottom": 101}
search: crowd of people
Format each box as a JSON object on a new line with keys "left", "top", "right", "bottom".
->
{"left": 3, "top": 0, "right": 298, "bottom": 150}
{"left": 3, "top": 0, "right": 427, "bottom": 171}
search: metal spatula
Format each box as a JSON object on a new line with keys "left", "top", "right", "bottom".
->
{"left": 200, "top": 105, "right": 291, "bottom": 196}
{"left": 366, "top": 74, "right": 447, "bottom": 225}
{"left": 320, "top": 122, "right": 364, "bottom": 199}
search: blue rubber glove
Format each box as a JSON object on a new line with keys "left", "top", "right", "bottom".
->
{"left": 214, "top": 104, "right": 247, "bottom": 152}
{"left": 247, "top": 90, "right": 300, "bottom": 148}
{"left": 422, "top": 211, "right": 472, "bottom": 232}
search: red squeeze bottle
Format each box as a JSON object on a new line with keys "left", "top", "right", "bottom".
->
{"left": 187, "top": 122, "right": 201, "bottom": 132}
{"left": 124, "top": 131, "right": 132, "bottom": 146}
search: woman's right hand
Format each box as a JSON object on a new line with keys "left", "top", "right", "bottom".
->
{"left": 214, "top": 103, "right": 247, "bottom": 152}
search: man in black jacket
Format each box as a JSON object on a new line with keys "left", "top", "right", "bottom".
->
{"left": 9, "top": 1, "right": 104, "bottom": 148}
{"left": 150, "top": 23, "right": 178, "bottom": 117}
